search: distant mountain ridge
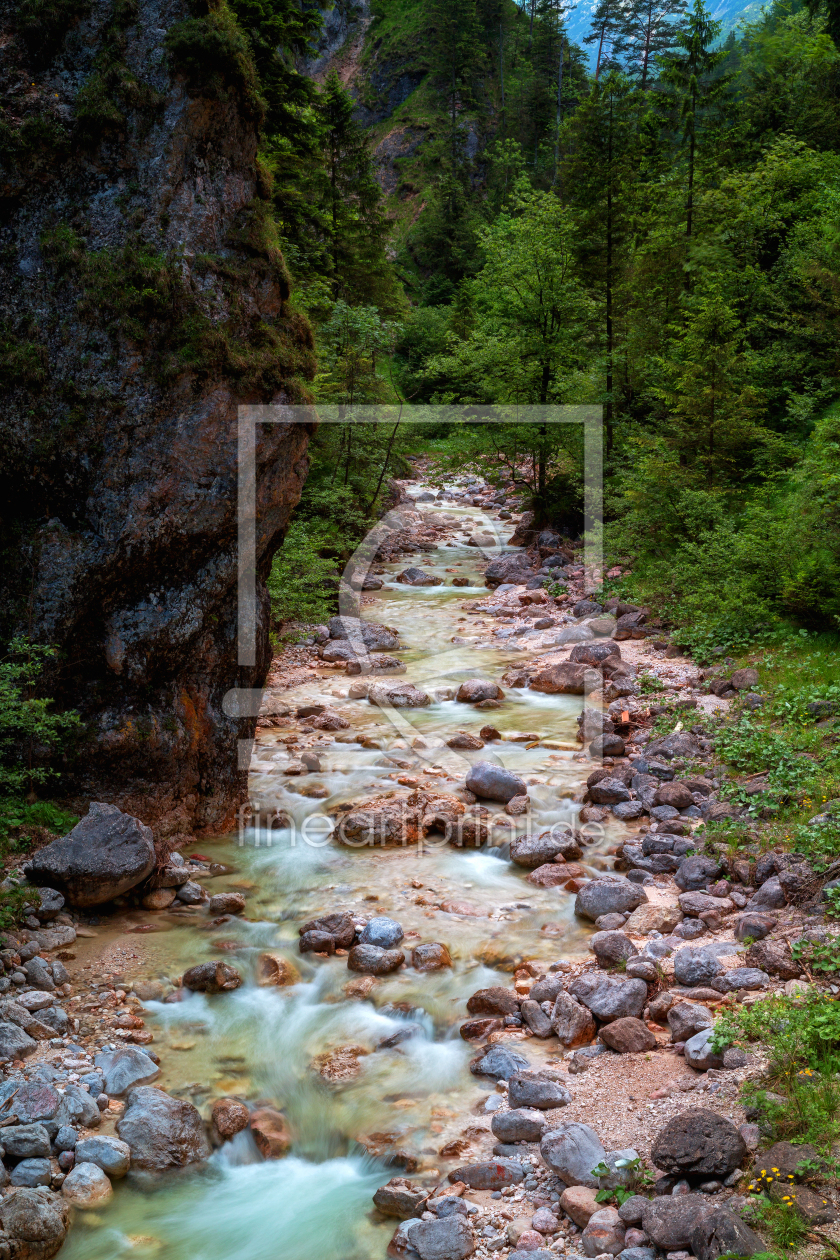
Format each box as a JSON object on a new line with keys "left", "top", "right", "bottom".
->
{"left": 565, "top": 0, "right": 768, "bottom": 63}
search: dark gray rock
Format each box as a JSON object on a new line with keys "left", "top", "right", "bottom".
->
{"left": 406, "top": 1216, "right": 476, "bottom": 1260}
{"left": 2, "top": 1124, "right": 51, "bottom": 1159}
{"left": 327, "top": 616, "right": 399, "bottom": 651}
{"left": 54, "top": 1084, "right": 101, "bottom": 1132}
{"left": 34, "top": 888, "right": 65, "bottom": 921}
{"left": 94, "top": 1047, "right": 160, "bottom": 1096}
{"left": 673, "top": 947, "right": 724, "bottom": 987}
{"left": 508, "top": 1072, "right": 572, "bottom": 1110}
{"left": 117, "top": 1086, "right": 211, "bottom": 1172}
{"left": 398, "top": 568, "right": 443, "bottom": 587}
{"left": 470, "top": 1046, "right": 529, "bottom": 1081}
{"left": 348, "top": 944, "right": 405, "bottom": 975}
{"left": 465, "top": 762, "right": 527, "bottom": 803}
{"left": 74, "top": 1135, "right": 131, "bottom": 1178}
{"left": 0, "top": 1186, "right": 69, "bottom": 1258}
{"left": 568, "top": 974, "right": 648, "bottom": 1022}
{"left": 591, "top": 931, "right": 638, "bottom": 968}
{"left": 575, "top": 879, "right": 648, "bottom": 922}
{"left": 667, "top": 1001, "right": 712, "bottom": 1043}
{"left": 651, "top": 1109, "right": 746, "bottom": 1177}
{"left": 519, "top": 1000, "right": 552, "bottom": 1038}
{"left": 54, "top": 1126, "right": 77, "bottom": 1152}
{"left": 690, "top": 1208, "right": 765, "bottom": 1260}
{"left": 38, "top": 1006, "right": 71, "bottom": 1036}
{"left": 589, "top": 778, "right": 631, "bottom": 805}
{"left": 642, "top": 1195, "right": 708, "bottom": 1249}
{"left": 710, "top": 967, "right": 769, "bottom": 993}
{"left": 527, "top": 975, "right": 565, "bottom": 1005}
{"left": 0, "top": 1020, "right": 37, "bottom": 1064}
{"left": 674, "top": 856, "right": 722, "bottom": 891}
{"left": 25, "top": 802, "right": 155, "bottom": 908}
{"left": 684, "top": 1028, "right": 725, "bottom": 1071}
{"left": 617, "top": 1197, "right": 648, "bottom": 1225}
{"left": 182, "top": 961, "right": 243, "bottom": 992}
{"left": 540, "top": 1122, "right": 605, "bottom": 1187}
{"left": 359, "top": 917, "right": 404, "bottom": 949}
{"left": 746, "top": 875, "right": 786, "bottom": 909}
{"left": 10, "top": 1158, "right": 51, "bottom": 1187}
{"left": 22, "top": 958, "right": 55, "bottom": 992}
{"left": 510, "top": 832, "right": 577, "bottom": 868}
{"left": 490, "top": 1109, "right": 548, "bottom": 1143}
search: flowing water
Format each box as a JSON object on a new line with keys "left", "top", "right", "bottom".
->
{"left": 62, "top": 485, "right": 617, "bottom": 1260}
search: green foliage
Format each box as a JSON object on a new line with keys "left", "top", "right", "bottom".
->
{"left": 0, "top": 639, "right": 81, "bottom": 798}
{"left": 315, "top": 301, "right": 402, "bottom": 404}
{"left": 0, "top": 800, "right": 77, "bottom": 845}
{"left": 0, "top": 888, "right": 29, "bottom": 933}
{"left": 744, "top": 1197, "right": 808, "bottom": 1252}
{"left": 791, "top": 934, "right": 840, "bottom": 973}
{"left": 591, "top": 1155, "right": 655, "bottom": 1205}
{"left": 165, "top": 6, "right": 266, "bottom": 121}
{"left": 266, "top": 521, "right": 340, "bottom": 629}
{"left": 15, "top": 0, "right": 87, "bottom": 62}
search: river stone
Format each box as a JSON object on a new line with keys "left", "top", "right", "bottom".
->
{"left": 456, "top": 680, "right": 504, "bottom": 703}
{"left": 117, "top": 1086, "right": 210, "bottom": 1172}
{"left": 206, "top": 892, "right": 246, "bottom": 915}
{"left": 511, "top": 832, "right": 572, "bottom": 868}
{"left": 617, "top": 1197, "right": 648, "bottom": 1225}
{"left": 374, "top": 1178, "right": 428, "bottom": 1219}
{"left": 3, "top": 1124, "right": 51, "bottom": 1159}
{"left": 690, "top": 1208, "right": 764, "bottom": 1260}
{"left": 467, "top": 987, "right": 520, "bottom": 1016}
{"left": 684, "top": 1028, "right": 725, "bottom": 1071}
{"left": 623, "top": 904, "right": 683, "bottom": 935}
{"left": 508, "top": 1072, "right": 572, "bottom": 1110}
{"left": 408, "top": 1215, "right": 476, "bottom": 1259}
{"left": 568, "top": 975, "right": 648, "bottom": 1023}
{"left": 591, "top": 931, "right": 638, "bottom": 968}
{"left": 54, "top": 1083, "right": 101, "bottom": 1131}
{"left": 211, "top": 1097, "right": 250, "bottom": 1138}
{"left": 94, "top": 1047, "right": 160, "bottom": 1096}
{"left": 327, "top": 616, "right": 399, "bottom": 651}
{"left": 560, "top": 1185, "right": 600, "bottom": 1227}
{"left": 582, "top": 1206, "right": 625, "bottom": 1257}
{"left": 25, "top": 802, "right": 155, "bottom": 907}
{"left": 589, "top": 778, "right": 631, "bottom": 806}
{"left": 369, "top": 682, "right": 431, "bottom": 708}
{"left": 711, "top": 967, "right": 769, "bottom": 993}
{"left": 491, "top": 1109, "right": 548, "bottom": 1143}
{"left": 599, "top": 1018, "right": 656, "bottom": 1054}
{"left": 667, "top": 1001, "right": 713, "bottom": 1043}
{"left": 182, "top": 960, "right": 242, "bottom": 993}
{"left": 470, "top": 1045, "right": 529, "bottom": 1080}
{"left": 360, "top": 917, "right": 404, "bottom": 949}
{"left": 541, "top": 1123, "right": 605, "bottom": 1187}
{"left": 529, "top": 662, "right": 588, "bottom": 694}
{"left": 300, "top": 912, "right": 356, "bottom": 949}
{"left": 747, "top": 874, "right": 786, "bottom": 909}
{"left": 575, "top": 879, "right": 647, "bottom": 921}
{"left": 448, "top": 1160, "right": 525, "bottom": 1190}
{"left": 0, "top": 1186, "right": 69, "bottom": 1259}
{"left": 23, "top": 958, "right": 55, "bottom": 992}
{"left": 678, "top": 891, "right": 735, "bottom": 918}
{"left": 60, "top": 1161, "right": 112, "bottom": 1207}
{"left": 641, "top": 1196, "right": 707, "bottom": 1249}
{"left": 412, "top": 943, "right": 452, "bottom": 971}
{"left": 9, "top": 1081, "right": 60, "bottom": 1132}
{"left": 551, "top": 993, "right": 597, "bottom": 1047}
{"left": 651, "top": 1109, "right": 746, "bottom": 1178}
{"left": 734, "top": 912, "right": 775, "bottom": 942}
{"left": 744, "top": 937, "right": 802, "bottom": 979}
{"left": 74, "top": 1135, "right": 131, "bottom": 1178}
{"left": 528, "top": 974, "right": 565, "bottom": 1004}
{"left": 347, "top": 944, "right": 405, "bottom": 975}
{"left": 673, "top": 855, "right": 722, "bottom": 891}
{"left": 11, "top": 1158, "right": 52, "bottom": 1188}
{"left": 398, "top": 568, "right": 442, "bottom": 586}
{"left": 673, "top": 947, "right": 724, "bottom": 987}
{"left": 465, "top": 762, "right": 527, "bottom": 803}
{"left": 0, "top": 1019, "right": 37, "bottom": 1063}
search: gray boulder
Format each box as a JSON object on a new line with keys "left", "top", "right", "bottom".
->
{"left": 673, "top": 947, "right": 724, "bottom": 987}
{"left": 25, "top": 802, "right": 155, "bottom": 907}
{"left": 398, "top": 568, "right": 442, "bottom": 586}
{"left": 182, "top": 961, "right": 243, "bottom": 992}
{"left": 74, "top": 1135, "right": 131, "bottom": 1178}
{"left": 465, "top": 762, "right": 527, "bottom": 803}
{"left": 359, "top": 917, "right": 404, "bottom": 949}
{"left": 642, "top": 1196, "right": 708, "bottom": 1250}
{"left": 448, "top": 1160, "right": 524, "bottom": 1190}
{"left": 747, "top": 875, "right": 786, "bottom": 909}
{"left": 589, "top": 778, "right": 631, "bottom": 805}
{"left": 327, "top": 616, "right": 399, "bottom": 651}
{"left": 684, "top": 1028, "right": 725, "bottom": 1071}
{"left": 527, "top": 974, "right": 565, "bottom": 1005}
{"left": 511, "top": 832, "right": 576, "bottom": 868}
{"left": 95, "top": 1047, "right": 161, "bottom": 1096}
{"left": 408, "top": 1215, "right": 476, "bottom": 1259}
{"left": 347, "top": 945, "right": 405, "bottom": 975}
{"left": 55, "top": 1083, "right": 101, "bottom": 1131}
{"left": 690, "top": 1208, "right": 765, "bottom": 1260}
{"left": 23, "top": 958, "right": 55, "bottom": 992}
{"left": 508, "top": 1072, "right": 572, "bottom": 1111}
{"left": 0, "top": 1020, "right": 37, "bottom": 1064}
{"left": 575, "top": 879, "right": 648, "bottom": 922}
{"left": 667, "top": 1001, "right": 712, "bottom": 1043}
{"left": 540, "top": 1122, "right": 605, "bottom": 1187}
{"left": 674, "top": 856, "right": 722, "bottom": 891}
{"left": 711, "top": 967, "right": 769, "bottom": 993}
{"left": 117, "top": 1086, "right": 210, "bottom": 1172}
{"left": 0, "top": 1186, "right": 69, "bottom": 1259}
{"left": 591, "top": 931, "right": 638, "bottom": 968}
{"left": 491, "top": 1108, "right": 548, "bottom": 1143}
{"left": 651, "top": 1109, "right": 746, "bottom": 1178}
{"left": 10, "top": 1158, "right": 51, "bottom": 1187}
{"left": 2, "top": 1124, "right": 51, "bottom": 1159}
{"left": 470, "top": 1045, "right": 529, "bottom": 1080}
{"left": 568, "top": 975, "right": 648, "bottom": 1023}
{"left": 38, "top": 1006, "right": 71, "bottom": 1036}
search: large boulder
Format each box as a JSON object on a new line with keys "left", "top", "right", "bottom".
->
{"left": 24, "top": 802, "right": 154, "bottom": 907}
{"left": 182, "top": 961, "right": 242, "bottom": 993}
{"left": 467, "top": 987, "right": 520, "bottom": 1017}
{"left": 0, "top": 1187, "right": 69, "bottom": 1260}
{"left": 117, "top": 1086, "right": 210, "bottom": 1173}
{"left": 667, "top": 1001, "right": 713, "bottom": 1043}
{"left": 508, "top": 1072, "right": 572, "bottom": 1111}
{"left": 373, "top": 1178, "right": 428, "bottom": 1219}
{"left": 491, "top": 1109, "right": 549, "bottom": 1143}
{"left": 651, "top": 1109, "right": 746, "bottom": 1178}
{"left": 327, "top": 616, "right": 399, "bottom": 651}
{"left": 407, "top": 1215, "right": 475, "bottom": 1260}
{"left": 575, "top": 879, "right": 647, "bottom": 922}
{"left": 591, "top": 931, "right": 638, "bottom": 968}
{"left": 684, "top": 1028, "right": 725, "bottom": 1071}
{"left": 74, "top": 1136, "right": 131, "bottom": 1179}
{"left": 348, "top": 944, "right": 405, "bottom": 975}
{"left": 599, "top": 1018, "right": 656, "bottom": 1054}
{"left": 470, "top": 1045, "right": 529, "bottom": 1081}
{"left": 61, "top": 1162, "right": 113, "bottom": 1208}
{"left": 95, "top": 1047, "right": 161, "bottom": 1096}
{"left": 0, "top": 1021, "right": 37, "bottom": 1064}
{"left": 465, "top": 762, "right": 527, "bottom": 803}
{"left": 529, "top": 663, "right": 590, "bottom": 694}
{"left": 448, "top": 1160, "right": 524, "bottom": 1190}
{"left": 641, "top": 1196, "right": 708, "bottom": 1250}
{"left": 745, "top": 937, "right": 802, "bottom": 979}
{"left": 690, "top": 1208, "right": 765, "bottom": 1260}
{"left": 551, "top": 993, "right": 597, "bottom": 1047}
{"left": 511, "top": 831, "right": 579, "bottom": 868}
{"left": 568, "top": 975, "right": 648, "bottom": 1023}
{"left": 589, "top": 778, "right": 631, "bottom": 806}
{"left": 456, "top": 680, "right": 504, "bottom": 703}
{"left": 674, "top": 856, "right": 722, "bottom": 891}
{"left": 397, "top": 568, "right": 442, "bottom": 586}
{"left": 2, "top": 1125, "right": 51, "bottom": 1159}
{"left": 673, "top": 947, "right": 724, "bottom": 987}
{"left": 541, "top": 1123, "right": 605, "bottom": 1187}
{"left": 368, "top": 682, "right": 431, "bottom": 708}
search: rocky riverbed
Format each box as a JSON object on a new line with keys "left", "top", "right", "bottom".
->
{"left": 1, "top": 474, "right": 837, "bottom": 1260}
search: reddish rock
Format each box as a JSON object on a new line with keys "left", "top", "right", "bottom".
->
{"left": 412, "top": 943, "right": 452, "bottom": 971}
{"left": 249, "top": 1107, "right": 291, "bottom": 1158}
{"left": 212, "top": 1097, "right": 250, "bottom": 1139}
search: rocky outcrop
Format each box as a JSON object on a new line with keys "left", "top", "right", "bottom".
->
{"left": 0, "top": 0, "right": 316, "bottom": 836}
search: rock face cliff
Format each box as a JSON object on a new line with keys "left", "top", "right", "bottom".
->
{"left": 0, "top": 0, "right": 316, "bottom": 835}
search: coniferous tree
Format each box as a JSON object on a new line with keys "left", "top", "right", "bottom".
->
{"left": 584, "top": 0, "right": 626, "bottom": 80}
{"left": 615, "top": 0, "right": 688, "bottom": 89}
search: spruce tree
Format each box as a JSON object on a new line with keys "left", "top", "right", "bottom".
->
{"left": 615, "top": 0, "right": 688, "bottom": 90}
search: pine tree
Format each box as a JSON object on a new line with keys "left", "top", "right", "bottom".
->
{"left": 615, "top": 0, "right": 688, "bottom": 90}
{"left": 657, "top": 0, "right": 730, "bottom": 237}
{"left": 583, "top": 0, "right": 626, "bottom": 81}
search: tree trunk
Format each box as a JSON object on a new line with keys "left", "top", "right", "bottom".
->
{"left": 553, "top": 36, "right": 564, "bottom": 186}
{"left": 605, "top": 94, "right": 614, "bottom": 455}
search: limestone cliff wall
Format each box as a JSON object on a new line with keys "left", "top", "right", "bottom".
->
{"left": 0, "top": 0, "right": 316, "bottom": 835}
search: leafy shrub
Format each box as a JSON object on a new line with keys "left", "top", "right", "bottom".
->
{"left": 266, "top": 521, "right": 340, "bottom": 629}
{"left": 0, "top": 639, "right": 81, "bottom": 798}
